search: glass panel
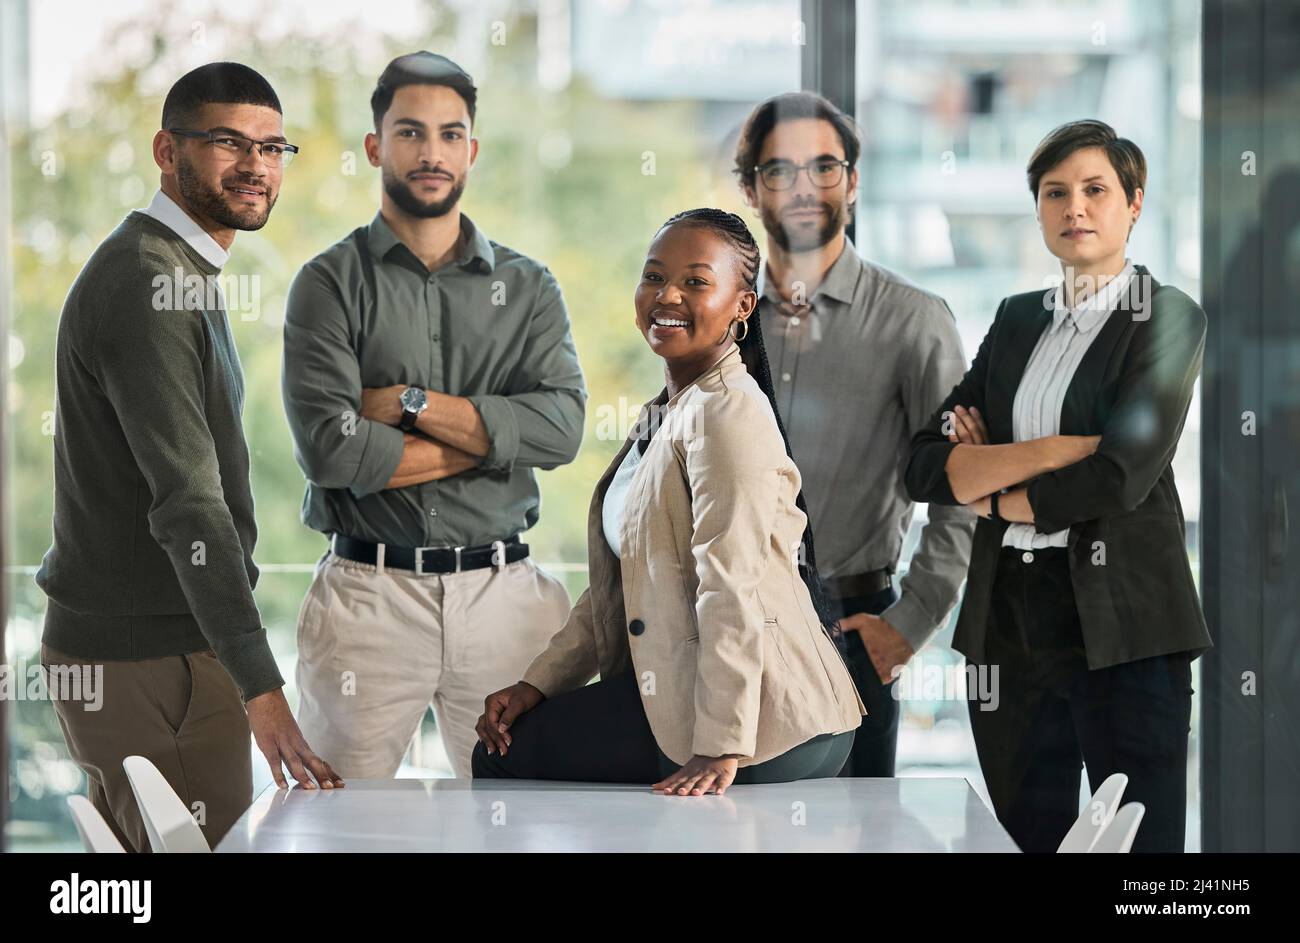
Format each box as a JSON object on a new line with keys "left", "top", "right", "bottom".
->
{"left": 855, "top": 0, "right": 1204, "bottom": 849}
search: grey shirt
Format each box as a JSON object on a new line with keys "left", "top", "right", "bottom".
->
{"left": 758, "top": 239, "right": 975, "bottom": 652}
{"left": 282, "top": 211, "right": 586, "bottom": 548}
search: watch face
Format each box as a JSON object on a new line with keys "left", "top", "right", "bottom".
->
{"left": 400, "top": 386, "right": 427, "bottom": 411}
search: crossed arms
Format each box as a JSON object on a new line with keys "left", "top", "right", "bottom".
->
{"left": 905, "top": 291, "right": 1207, "bottom": 528}
{"left": 282, "top": 261, "right": 585, "bottom": 495}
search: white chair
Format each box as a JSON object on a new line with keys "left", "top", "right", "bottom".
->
{"left": 66, "top": 795, "right": 126, "bottom": 853}
{"left": 1089, "top": 802, "right": 1146, "bottom": 853}
{"left": 121, "top": 755, "right": 211, "bottom": 853}
{"left": 1057, "top": 772, "right": 1129, "bottom": 853}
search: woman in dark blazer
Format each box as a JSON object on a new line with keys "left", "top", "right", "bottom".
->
{"left": 905, "top": 120, "right": 1211, "bottom": 853}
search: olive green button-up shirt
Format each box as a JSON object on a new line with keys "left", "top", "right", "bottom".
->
{"left": 282, "top": 211, "right": 586, "bottom": 548}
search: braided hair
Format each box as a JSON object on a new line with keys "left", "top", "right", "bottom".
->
{"left": 657, "top": 208, "right": 842, "bottom": 641}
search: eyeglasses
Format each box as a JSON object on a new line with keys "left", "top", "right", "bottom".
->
{"left": 167, "top": 129, "right": 299, "bottom": 167}
{"left": 753, "top": 158, "right": 850, "bottom": 191}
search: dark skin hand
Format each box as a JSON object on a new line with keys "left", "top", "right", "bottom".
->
{"left": 651, "top": 755, "right": 741, "bottom": 796}
{"left": 246, "top": 687, "right": 345, "bottom": 790}
{"left": 475, "top": 681, "right": 545, "bottom": 756}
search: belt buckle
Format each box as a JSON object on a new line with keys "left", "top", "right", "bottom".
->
{"left": 413, "top": 546, "right": 464, "bottom": 574}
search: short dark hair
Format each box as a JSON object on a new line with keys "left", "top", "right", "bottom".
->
{"left": 733, "top": 92, "right": 861, "bottom": 192}
{"left": 161, "top": 62, "right": 281, "bottom": 130}
{"left": 1026, "top": 119, "right": 1146, "bottom": 204}
{"left": 371, "top": 51, "right": 477, "bottom": 131}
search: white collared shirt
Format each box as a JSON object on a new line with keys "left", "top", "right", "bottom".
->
{"left": 603, "top": 441, "right": 643, "bottom": 557}
{"left": 1003, "top": 261, "right": 1135, "bottom": 550}
{"left": 140, "top": 189, "right": 230, "bottom": 270}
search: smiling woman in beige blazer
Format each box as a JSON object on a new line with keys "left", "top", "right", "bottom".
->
{"left": 472, "top": 209, "right": 864, "bottom": 796}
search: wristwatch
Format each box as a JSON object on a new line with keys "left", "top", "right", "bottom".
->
{"left": 989, "top": 489, "right": 1004, "bottom": 523}
{"left": 398, "top": 386, "right": 428, "bottom": 432}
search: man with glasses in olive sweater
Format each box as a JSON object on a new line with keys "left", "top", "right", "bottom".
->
{"left": 37, "top": 63, "right": 341, "bottom": 853}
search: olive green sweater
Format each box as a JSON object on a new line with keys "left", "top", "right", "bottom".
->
{"left": 36, "top": 210, "right": 283, "bottom": 700}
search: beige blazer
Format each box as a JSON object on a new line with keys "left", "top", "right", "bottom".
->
{"left": 522, "top": 346, "right": 865, "bottom": 766}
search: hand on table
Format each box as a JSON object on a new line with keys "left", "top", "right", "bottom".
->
{"left": 652, "top": 755, "right": 740, "bottom": 796}
{"left": 246, "top": 687, "right": 345, "bottom": 790}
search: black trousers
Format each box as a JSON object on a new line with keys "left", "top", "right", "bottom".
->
{"left": 967, "top": 545, "right": 1194, "bottom": 853}
{"left": 471, "top": 669, "right": 853, "bottom": 784}
{"left": 832, "top": 583, "right": 903, "bottom": 778}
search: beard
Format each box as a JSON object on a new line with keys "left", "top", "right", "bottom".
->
{"left": 762, "top": 197, "right": 849, "bottom": 253}
{"left": 175, "top": 152, "right": 275, "bottom": 231}
{"left": 383, "top": 165, "right": 466, "bottom": 219}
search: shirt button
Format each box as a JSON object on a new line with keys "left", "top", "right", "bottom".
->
{"left": 1022, "top": 551, "right": 1034, "bottom": 563}
{"left": 430, "top": 508, "right": 438, "bottom": 517}
{"left": 782, "top": 372, "right": 791, "bottom": 382}
{"left": 628, "top": 618, "right": 645, "bottom": 636}
{"left": 790, "top": 316, "right": 801, "bottom": 326}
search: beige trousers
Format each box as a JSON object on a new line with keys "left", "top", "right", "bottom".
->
{"left": 42, "top": 644, "right": 252, "bottom": 852}
{"left": 294, "top": 548, "right": 571, "bottom": 778}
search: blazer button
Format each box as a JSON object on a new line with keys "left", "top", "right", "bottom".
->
{"left": 628, "top": 618, "right": 645, "bottom": 636}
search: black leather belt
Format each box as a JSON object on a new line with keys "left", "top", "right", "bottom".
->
{"left": 331, "top": 533, "right": 528, "bottom": 574}
{"left": 825, "top": 568, "right": 893, "bottom": 600}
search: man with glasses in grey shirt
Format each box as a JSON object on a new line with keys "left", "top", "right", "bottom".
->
{"left": 282, "top": 53, "right": 584, "bottom": 778}
{"left": 735, "top": 92, "right": 976, "bottom": 777}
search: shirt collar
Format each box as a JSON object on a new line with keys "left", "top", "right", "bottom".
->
{"left": 757, "top": 237, "right": 862, "bottom": 308}
{"left": 664, "top": 345, "right": 743, "bottom": 408}
{"left": 1052, "top": 260, "right": 1136, "bottom": 333}
{"left": 366, "top": 210, "right": 496, "bottom": 273}
{"left": 140, "top": 189, "right": 229, "bottom": 270}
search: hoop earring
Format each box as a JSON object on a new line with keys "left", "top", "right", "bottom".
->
{"left": 730, "top": 317, "right": 749, "bottom": 342}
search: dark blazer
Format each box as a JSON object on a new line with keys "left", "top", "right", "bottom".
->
{"left": 904, "top": 265, "right": 1213, "bottom": 669}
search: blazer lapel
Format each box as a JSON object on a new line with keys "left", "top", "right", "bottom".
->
{"left": 989, "top": 265, "right": 1159, "bottom": 442}
{"left": 988, "top": 295, "right": 1053, "bottom": 443}
{"left": 584, "top": 388, "right": 670, "bottom": 668}
{"left": 581, "top": 349, "right": 738, "bottom": 670}
{"left": 1059, "top": 265, "right": 1159, "bottom": 434}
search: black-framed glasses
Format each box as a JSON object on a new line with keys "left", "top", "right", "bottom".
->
{"left": 754, "top": 158, "right": 850, "bottom": 191}
{"left": 167, "top": 129, "right": 299, "bottom": 167}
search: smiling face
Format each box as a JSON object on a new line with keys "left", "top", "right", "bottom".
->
{"left": 1035, "top": 145, "right": 1142, "bottom": 273}
{"left": 366, "top": 84, "right": 477, "bottom": 219}
{"left": 743, "top": 117, "right": 857, "bottom": 253}
{"left": 162, "top": 102, "right": 284, "bottom": 231}
{"left": 634, "top": 223, "right": 757, "bottom": 372}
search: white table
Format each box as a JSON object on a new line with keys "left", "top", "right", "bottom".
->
{"left": 216, "top": 777, "right": 1019, "bottom": 852}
